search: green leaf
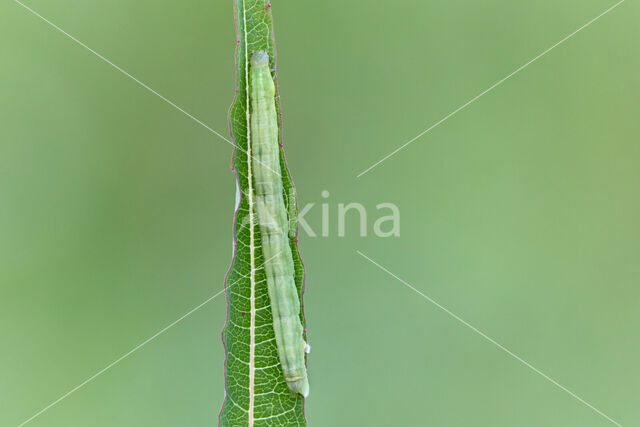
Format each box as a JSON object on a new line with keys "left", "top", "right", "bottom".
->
{"left": 220, "top": 1, "right": 307, "bottom": 426}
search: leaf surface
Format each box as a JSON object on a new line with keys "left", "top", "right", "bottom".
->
{"left": 220, "top": 1, "right": 306, "bottom": 426}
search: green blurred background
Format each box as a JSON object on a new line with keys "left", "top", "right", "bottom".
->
{"left": 1, "top": 0, "right": 638, "bottom": 425}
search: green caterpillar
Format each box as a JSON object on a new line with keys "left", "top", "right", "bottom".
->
{"left": 249, "top": 50, "right": 309, "bottom": 397}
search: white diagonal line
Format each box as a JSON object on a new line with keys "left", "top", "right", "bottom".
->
{"left": 17, "top": 289, "right": 225, "bottom": 426}
{"left": 356, "top": 250, "right": 622, "bottom": 426}
{"left": 17, "top": 251, "right": 281, "bottom": 427}
{"left": 12, "top": 0, "right": 226, "bottom": 141}
{"left": 13, "top": 0, "right": 281, "bottom": 178}
{"left": 356, "top": 0, "right": 625, "bottom": 178}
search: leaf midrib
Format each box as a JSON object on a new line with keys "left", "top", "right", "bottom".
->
{"left": 241, "top": 2, "right": 257, "bottom": 426}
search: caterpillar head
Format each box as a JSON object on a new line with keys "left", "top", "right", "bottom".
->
{"left": 251, "top": 50, "right": 269, "bottom": 67}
